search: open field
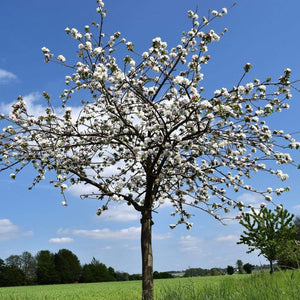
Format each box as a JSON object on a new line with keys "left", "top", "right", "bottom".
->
{"left": 0, "top": 270, "right": 299, "bottom": 300}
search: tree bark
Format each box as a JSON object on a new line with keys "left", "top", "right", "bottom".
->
{"left": 141, "top": 209, "right": 154, "bottom": 300}
{"left": 269, "top": 260, "right": 274, "bottom": 274}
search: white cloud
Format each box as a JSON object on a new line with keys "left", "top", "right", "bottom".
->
{"left": 179, "top": 235, "right": 203, "bottom": 253}
{"left": 0, "top": 68, "right": 17, "bottom": 84}
{"left": 1, "top": 92, "right": 83, "bottom": 119}
{"left": 101, "top": 246, "right": 112, "bottom": 250}
{"left": 49, "top": 237, "right": 74, "bottom": 243}
{"left": 294, "top": 205, "right": 300, "bottom": 211}
{"left": 237, "top": 193, "right": 263, "bottom": 204}
{"left": 215, "top": 234, "right": 239, "bottom": 243}
{"left": 68, "top": 183, "right": 99, "bottom": 197}
{"left": 101, "top": 203, "right": 140, "bottom": 222}
{"left": 153, "top": 232, "right": 172, "bottom": 240}
{"left": 0, "top": 219, "right": 33, "bottom": 240}
{"left": 56, "top": 228, "right": 70, "bottom": 235}
{"left": 0, "top": 92, "right": 43, "bottom": 116}
{"left": 73, "top": 226, "right": 141, "bottom": 240}
{"left": 58, "top": 224, "right": 170, "bottom": 242}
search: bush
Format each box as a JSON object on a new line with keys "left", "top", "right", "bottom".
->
{"left": 243, "top": 263, "right": 254, "bottom": 274}
{"left": 227, "top": 265, "right": 234, "bottom": 275}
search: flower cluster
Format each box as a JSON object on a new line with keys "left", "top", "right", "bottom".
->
{"left": 1, "top": 1, "right": 299, "bottom": 228}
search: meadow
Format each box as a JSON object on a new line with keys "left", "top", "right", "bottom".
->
{"left": 0, "top": 270, "right": 299, "bottom": 300}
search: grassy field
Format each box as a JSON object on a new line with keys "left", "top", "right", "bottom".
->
{"left": 0, "top": 269, "right": 299, "bottom": 300}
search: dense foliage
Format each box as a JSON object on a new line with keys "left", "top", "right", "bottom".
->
{"left": 54, "top": 249, "right": 82, "bottom": 283}
{"left": 184, "top": 267, "right": 223, "bottom": 277}
{"left": 243, "top": 263, "right": 254, "bottom": 274}
{"left": 80, "top": 257, "right": 115, "bottom": 283}
{"left": 226, "top": 265, "right": 234, "bottom": 275}
{"left": 238, "top": 208, "right": 298, "bottom": 273}
{"left": 277, "top": 216, "right": 300, "bottom": 269}
{"left": 0, "top": 249, "right": 116, "bottom": 287}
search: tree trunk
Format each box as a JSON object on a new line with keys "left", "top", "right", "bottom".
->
{"left": 141, "top": 209, "right": 154, "bottom": 300}
{"left": 269, "top": 260, "right": 274, "bottom": 274}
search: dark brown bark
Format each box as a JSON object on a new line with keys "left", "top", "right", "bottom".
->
{"left": 141, "top": 209, "right": 154, "bottom": 300}
{"left": 269, "top": 260, "right": 274, "bottom": 274}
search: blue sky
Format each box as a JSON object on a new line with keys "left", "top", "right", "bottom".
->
{"left": 0, "top": 0, "right": 300, "bottom": 274}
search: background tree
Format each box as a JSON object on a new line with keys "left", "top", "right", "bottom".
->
{"left": 0, "top": 259, "right": 4, "bottom": 269}
{"left": 5, "top": 255, "right": 22, "bottom": 269}
{"left": 237, "top": 207, "right": 296, "bottom": 274}
{"left": 129, "top": 273, "right": 142, "bottom": 281}
{"left": 208, "top": 268, "right": 222, "bottom": 276}
{"left": 0, "top": 265, "right": 26, "bottom": 287}
{"left": 236, "top": 259, "right": 243, "bottom": 274}
{"left": 80, "top": 257, "right": 115, "bottom": 283}
{"left": 108, "top": 266, "right": 116, "bottom": 279}
{"left": 115, "top": 271, "right": 129, "bottom": 281}
{"left": 277, "top": 216, "right": 300, "bottom": 269}
{"left": 0, "top": 259, "right": 5, "bottom": 286}
{"left": 153, "top": 271, "right": 174, "bottom": 279}
{"left": 54, "top": 249, "right": 81, "bottom": 283}
{"left": 227, "top": 265, "right": 234, "bottom": 275}
{"left": 183, "top": 267, "right": 223, "bottom": 277}
{"left": 243, "top": 263, "right": 254, "bottom": 274}
{"left": 0, "top": 1, "right": 299, "bottom": 299}
{"left": 4, "top": 252, "right": 37, "bottom": 285}
{"left": 277, "top": 240, "right": 300, "bottom": 269}
{"left": 36, "top": 250, "right": 59, "bottom": 284}
{"left": 0, "top": 258, "right": 26, "bottom": 287}
{"left": 20, "top": 251, "right": 37, "bottom": 285}
{"left": 295, "top": 216, "right": 300, "bottom": 240}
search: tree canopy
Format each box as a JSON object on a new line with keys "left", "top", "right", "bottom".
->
{"left": 54, "top": 249, "right": 81, "bottom": 283}
{"left": 0, "top": 1, "right": 299, "bottom": 298}
{"left": 0, "top": 249, "right": 117, "bottom": 287}
{"left": 277, "top": 216, "right": 300, "bottom": 269}
{"left": 237, "top": 207, "right": 297, "bottom": 273}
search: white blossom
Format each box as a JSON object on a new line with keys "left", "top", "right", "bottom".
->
{"left": 0, "top": 2, "right": 298, "bottom": 259}
{"left": 57, "top": 55, "right": 66, "bottom": 62}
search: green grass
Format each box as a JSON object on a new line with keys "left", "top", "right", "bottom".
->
{"left": 0, "top": 270, "right": 299, "bottom": 300}
{"left": 155, "top": 270, "right": 300, "bottom": 300}
{"left": 0, "top": 281, "right": 141, "bottom": 300}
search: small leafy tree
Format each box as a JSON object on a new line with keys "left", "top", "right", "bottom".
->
{"left": 0, "top": 1, "right": 299, "bottom": 298}
{"left": 243, "top": 263, "right": 254, "bottom": 274}
{"left": 237, "top": 207, "right": 296, "bottom": 274}
{"left": 227, "top": 265, "right": 234, "bottom": 275}
{"left": 236, "top": 259, "right": 243, "bottom": 274}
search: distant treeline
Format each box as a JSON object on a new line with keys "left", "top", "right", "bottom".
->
{"left": 183, "top": 264, "right": 273, "bottom": 277}
{"left": 0, "top": 249, "right": 174, "bottom": 287}
{"left": 1, "top": 248, "right": 285, "bottom": 287}
{"left": 184, "top": 267, "right": 225, "bottom": 277}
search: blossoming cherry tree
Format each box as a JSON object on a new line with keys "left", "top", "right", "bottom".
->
{"left": 1, "top": 1, "right": 299, "bottom": 299}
